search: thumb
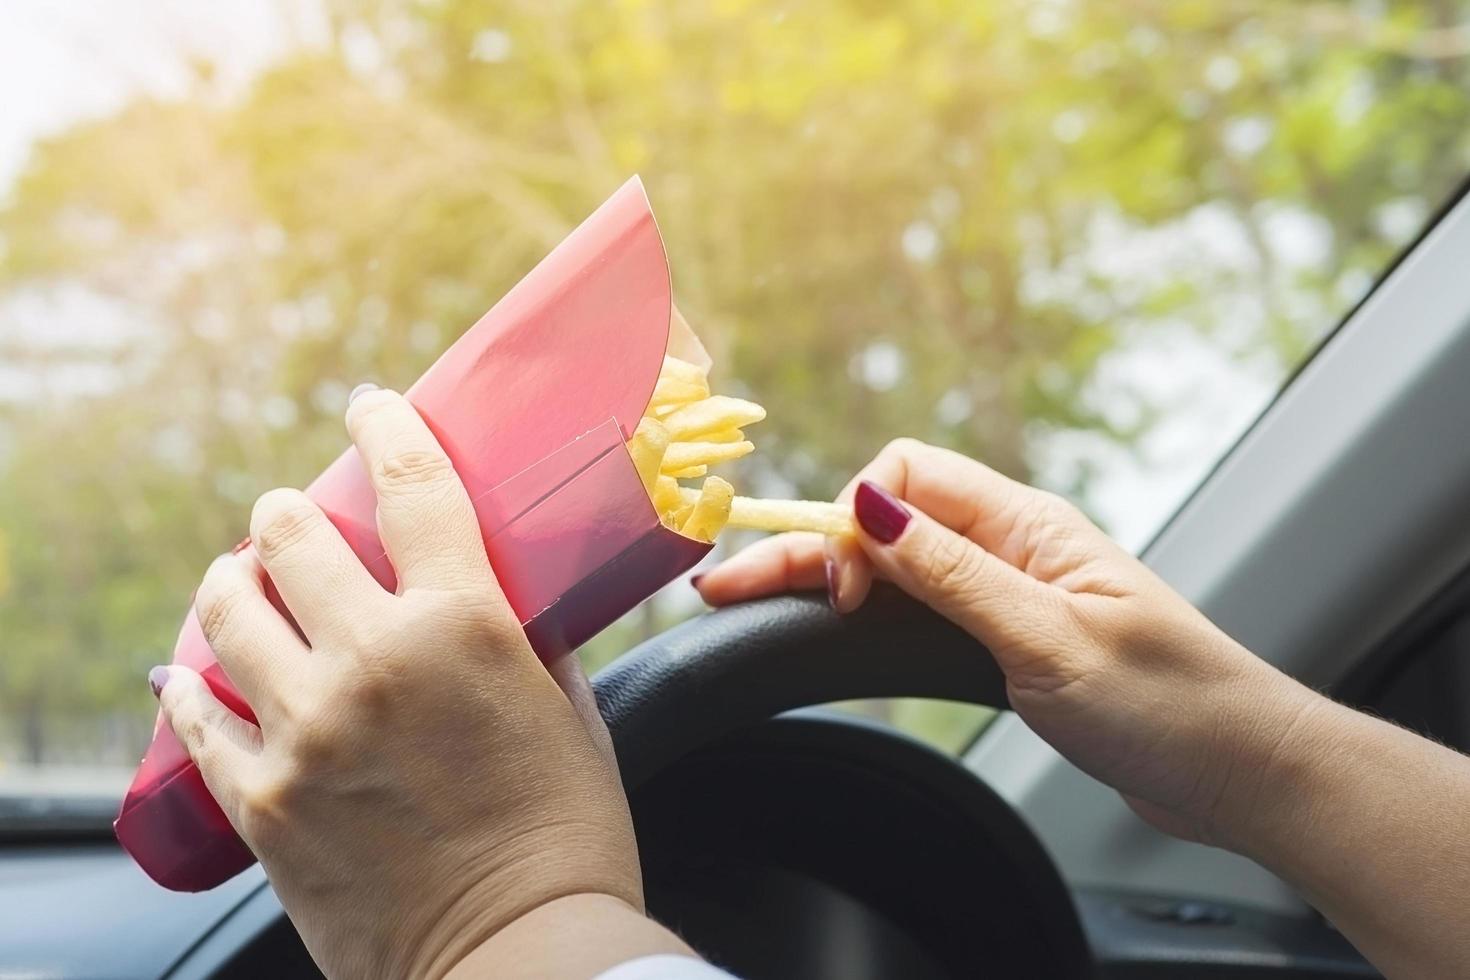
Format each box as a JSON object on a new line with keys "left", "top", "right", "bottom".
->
{"left": 850, "top": 480, "right": 1050, "bottom": 657}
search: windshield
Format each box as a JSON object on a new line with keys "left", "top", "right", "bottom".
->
{"left": 4, "top": 1, "right": 1469, "bottom": 811}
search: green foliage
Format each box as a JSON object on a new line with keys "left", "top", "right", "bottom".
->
{"left": 2, "top": 0, "right": 1468, "bottom": 762}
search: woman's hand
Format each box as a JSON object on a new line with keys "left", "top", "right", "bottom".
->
{"left": 696, "top": 438, "right": 1313, "bottom": 845}
{"left": 152, "top": 388, "right": 687, "bottom": 979}
{"left": 700, "top": 438, "right": 1470, "bottom": 979}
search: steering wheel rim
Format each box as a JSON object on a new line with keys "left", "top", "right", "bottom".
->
{"left": 594, "top": 588, "right": 1010, "bottom": 790}
{"left": 593, "top": 589, "right": 1102, "bottom": 980}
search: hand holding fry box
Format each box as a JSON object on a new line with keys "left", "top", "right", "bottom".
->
{"left": 115, "top": 176, "right": 851, "bottom": 892}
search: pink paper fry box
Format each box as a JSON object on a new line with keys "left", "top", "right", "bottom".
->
{"left": 115, "top": 177, "right": 713, "bottom": 892}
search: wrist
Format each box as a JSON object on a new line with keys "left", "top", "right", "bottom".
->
{"left": 443, "top": 893, "right": 693, "bottom": 980}
{"left": 403, "top": 815, "right": 647, "bottom": 978}
{"left": 1193, "top": 662, "right": 1339, "bottom": 857}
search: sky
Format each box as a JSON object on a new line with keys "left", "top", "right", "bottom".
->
{"left": 0, "top": 1, "right": 318, "bottom": 188}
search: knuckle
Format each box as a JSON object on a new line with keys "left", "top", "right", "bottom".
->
{"left": 881, "top": 436, "right": 927, "bottom": 462}
{"left": 446, "top": 586, "right": 503, "bottom": 628}
{"left": 337, "top": 609, "right": 391, "bottom": 655}
{"left": 425, "top": 588, "right": 515, "bottom": 649}
{"left": 270, "top": 667, "right": 327, "bottom": 726}
{"left": 178, "top": 710, "right": 211, "bottom": 756}
{"left": 237, "top": 773, "right": 294, "bottom": 842}
{"left": 350, "top": 667, "right": 397, "bottom": 714}
{"left": 1035, "top": 489, "right": 1082, "bottom": 524}
{"left": 252, "top": 491, "right": 321, "bottom": 560}
{"left": 323, "top": 665, "right": 399, "bottom": 730}
{"left": 171, "top": 700, "right": 221, "bottom": 763}
{"left": 1014, "top": 491, "right": 1061, "bottom": 537}
{"left": 1029, "top": 519, "right": 1076, "bottom": 566}
{"left": 196, "top": 570, "right": 250, "bottom": 646}
{"left": 375, "top": 448, "right": 455, "bottom": 493}
{"left": 394, "top": 601, "right": 449, "bottom": 655}
{"left": 290, "top": 718, "right": 345, "bottom": 769}
{"left": 922, "top": 536, "right": 986, "bottom": 592}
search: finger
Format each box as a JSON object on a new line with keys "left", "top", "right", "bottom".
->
{"left": 695, "top": 532, "right": 828, "bottom": 607}
{"left": 850, "top": 479, "right": 1061, "bottom": 664}
{"left": 194, "top": 550, "right": 311, "bottom": 722}
{"left": 827, "top": 436, "right": 1049, "bottom": 615}
{"left": 851, "top": 438, "right": 1091, "bottom": 568}
{"left": 250, "top": 488, "right": 389, "bottom": 644}
{"left": 344, "top": 388, "right": 491, "bottom": 592}
{"left": 153, "top": 664, "right": 263, "bottom": 828}
{"left": 824, "top": 531, "right": 872, "bottom": 614}
{"left": 825, "top": 469, "right": 879, "bottom": 615}
{"left": 545, "top": 654, "right": 620, "bottom": 779}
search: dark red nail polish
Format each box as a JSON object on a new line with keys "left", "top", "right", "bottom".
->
{"left": 148, "top": 665, "right": 170, "bottom": 699}
{"left": 690, "top": 573, "right": 705, "bottom": 590}
{"left": 854, "top": 480, "right": 911, "bottom": 544}
{"left": 825, "top": 557, "right": 840, "bottom": 609}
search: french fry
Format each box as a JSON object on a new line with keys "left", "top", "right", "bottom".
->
{"left": 628, "top": 418, "right": 670, "bottom": 493}
{"left": 650, "top": 376, "right": 709, "bottom": 409}
{"left": 661, "top": 396, "right": 766, "bottom": 441}
{"left": 660, "top": 355, "right": 708, "bottom": 387}
{"left": 676, "top": 488, "right": 852, "bottom": 537}
{"left": 729, "top": 497, "right": 852, "bottom": 536}
{"left": 652, "top": 475, "right": 683, "bottom": 517}
{"left": 633, "top": 341, "right": 852, "bottom": 542}
{"left": 661, "top": 440, "right": 754, "bottom": 473}
{"left": 680, "top": 476, "right": 734, "bottom": 543}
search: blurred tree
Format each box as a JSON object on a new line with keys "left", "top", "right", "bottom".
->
{"left": 1, "top": 0, "right": 1467, "bottom": 761}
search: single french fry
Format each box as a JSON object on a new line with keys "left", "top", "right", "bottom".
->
{"left": 700, "top": 428, "right": 745, "bottom": 444}
{"left": 628, "top": 418, "right": 670, "bottom": 493}
{"left": 731, "top": 497, "right": 853, "bottom": 536}
{"left": 661, "top": 396, "right": 766, "bottom": 441}
{"left": 666, "top": 465, "right": 707, "bottom": 479}
{"left": 676, "top": 489, "right": 853, "bottom": 537}
{"left": 649, "top": 376, "right": 710, "bottom": 409}
{"left": 652, "top": 475, "right": 683, "bottom": 518}
{"left": 662, "top": 440, "right": 754, "bottom": 473}
{"left": 680, "top": 476, "right": 734, "bottom": 543}
{"left": 661, "top": 355, "right": 708, "bottom": 387}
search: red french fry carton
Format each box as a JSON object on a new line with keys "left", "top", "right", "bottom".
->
{"left": 115, "top": 176, "right": 713, "bottom": 891}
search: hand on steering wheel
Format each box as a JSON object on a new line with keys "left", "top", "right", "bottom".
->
{"left": 696, "top": 437, "right": 1311, "bottom": 846}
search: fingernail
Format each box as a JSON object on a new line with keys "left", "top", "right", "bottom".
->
{"left": 854, "top": 480, "right": 911, "bottom": 544}
{"left": 690, "top": 573, "right": 705, "bottom": 591}
{"left": 348, "top": 381, "right": 379, "bottom": 404}
{"left": 825, "top": 557, "right": 840, "bottom": 610}
{"left": 148, "top": 665, "right": 170, "bottom": 699}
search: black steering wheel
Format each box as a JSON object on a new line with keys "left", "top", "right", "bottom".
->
{"left": 594, "top": 589, "right": 1095, "bottom": 979}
